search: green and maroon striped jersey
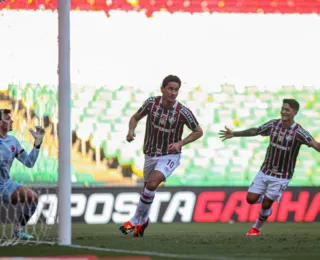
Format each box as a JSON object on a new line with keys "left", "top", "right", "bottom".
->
{"left": 137, "top": 96, "right": 199, "bottom": 157}
{"left": 257, "top": 119, "right": 314, "bottom": 179}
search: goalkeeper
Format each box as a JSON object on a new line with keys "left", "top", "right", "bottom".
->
{"left": 0, "top": 109, "right": 45, "bottom": 239}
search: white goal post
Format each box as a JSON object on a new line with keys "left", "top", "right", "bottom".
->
{"left": 58, "top": 0, "right": 72, "bottom": 246}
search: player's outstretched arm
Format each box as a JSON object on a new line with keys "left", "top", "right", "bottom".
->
{"left": 219, "top": 126, "right": 259, "bottom": 141}
{"left": 309, "top": 140, "right": 320, "bottom": 153}
{"left": 126, "top": 112, "right": 143, "bottom": 143}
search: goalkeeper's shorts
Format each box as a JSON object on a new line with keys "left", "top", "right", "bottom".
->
{"left": 0, "top": 180, "right": 21, "bottom": 203}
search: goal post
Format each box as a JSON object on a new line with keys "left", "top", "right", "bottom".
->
{"left": 58, "top": 0, "right": 72, "bottom": 246}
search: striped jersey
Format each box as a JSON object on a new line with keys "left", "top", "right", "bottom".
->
{"left": 137, "top": 96, "right": 199, "bottom": 157}
{"left": 257, "top": 119, "right": 313, "bottom": 179}
{"left": 0, "top": 135, "right": 40, "bottom": 182}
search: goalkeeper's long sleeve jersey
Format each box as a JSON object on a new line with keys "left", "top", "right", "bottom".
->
{"left": 0, "top": 135, "right": 39, "bottom": 182}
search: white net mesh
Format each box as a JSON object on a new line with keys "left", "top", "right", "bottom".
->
{"left": 0, "top": 83, "right": 58, "bottom": 246}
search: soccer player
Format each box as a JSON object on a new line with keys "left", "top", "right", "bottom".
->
{"left": 0, "top": 109, "right": 45, "bottom": 239}
{"left": 119, "top": 75, "right": 203, "bottom": 237}
{"left": 219, "top": 99, "right": 320, "bottom": 236}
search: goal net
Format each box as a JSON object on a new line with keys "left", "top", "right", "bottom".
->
{"left": 0, "top": 10, "right": 61, "bottom": 246}
{"left": 0, "top": 82, "right": 59, "bottom": 246}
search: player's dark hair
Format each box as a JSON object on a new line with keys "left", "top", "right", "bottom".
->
{"left": 161, "top": 75, "right": 181, "bottom": 88}
{"left": 0, "top": 109, "right": 11, "bottom": 121}
{"left": 283, "top": 99, "right": 299, "bottom": 112}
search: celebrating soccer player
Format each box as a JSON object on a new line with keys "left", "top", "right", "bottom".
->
{"left": 0, "top": 109, "right": 45, "bottom": 239}
{"left": 119, "top": 75, "right": 203, "bottom": 237}
{"left": 219, "top": 99, "right": 320, "bottom": 236}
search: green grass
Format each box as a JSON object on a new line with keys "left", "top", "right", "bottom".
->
{"left": 1, "top": 223, "right": 320, "bottom": 260}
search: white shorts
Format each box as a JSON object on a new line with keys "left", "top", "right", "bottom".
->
{"left": 248, "top": 171, "right": 290, "bottom": 202}
{"left": 143, "top": 154, "right": 181, "bottom": 181}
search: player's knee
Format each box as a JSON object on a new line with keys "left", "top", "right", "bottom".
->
{"left": 29, "top": 192, "right": 38, "bottom": 204}
{"left": 146, "top": 181, "right": 159, "bottom": 191}
{"left": 246, "top": 194, "right": 258, "bottom": 204}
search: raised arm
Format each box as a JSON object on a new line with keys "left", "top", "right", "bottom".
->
{"left": 219, "top": 126, "right": 259, "bottom": 141}
{"left": 16, "top": 149, "right": 40, "bottom": 168}
{"left": 16, "top": 126, "right": 45, "bottom": 168}
{"left": 219, "top": 120, "right": 276, "bottom": 141}
{"left": 308, "top": 140, "right": 320, "bottom": 153}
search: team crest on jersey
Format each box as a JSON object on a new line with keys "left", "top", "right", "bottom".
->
{"left": 286, "top": 134, "right": 293, "bottom": 142}
{"left": 168, "top": 116, "right": 176, "bottom": 124}
{"left": 11, "top": 145, "right": 15, "bottom": 152}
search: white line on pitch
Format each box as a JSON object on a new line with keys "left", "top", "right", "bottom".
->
{"left": 68, "top": 243, "right": 223, "bottom": 260}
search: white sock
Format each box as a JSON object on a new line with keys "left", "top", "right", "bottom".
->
{"left": 253, "top": 208, "right": 272, "bottom": 231}
{"left": 130, "top": 188, "right": 155, "bottom": 225}
{"left": 140, "top": 204, "right": 151, "bottom": 225}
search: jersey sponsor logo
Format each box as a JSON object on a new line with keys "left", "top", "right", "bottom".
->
{"left": 270, "top": 142, "right": 290, "bottom": 151}
{"left": 151, "top": 122, "right": 174, "bottom": 133}
{"left": 24, "top": 188, "right": 320, "bottom": 225}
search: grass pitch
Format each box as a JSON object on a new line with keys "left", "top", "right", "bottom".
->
{"left": 1, "top": 223, "right": 320, "bottom": 260}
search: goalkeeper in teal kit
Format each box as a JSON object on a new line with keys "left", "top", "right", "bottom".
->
{"left": 0, "top": 109, "right": 45, "bottom": 239}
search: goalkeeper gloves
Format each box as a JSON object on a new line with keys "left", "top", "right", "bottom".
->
{"left": 29, "top": 126, "right": 45, "bottom": 149}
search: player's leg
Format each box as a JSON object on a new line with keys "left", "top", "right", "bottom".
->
{"left": 140, "top": 154, "right": 181, "bottom": 225}
{"left": 132, "top": 170, "right": 164, "bottom": 238}
{"left": 246, "top": 171, "right": 268, "bottom": 236}
{"left": 132, "top": 170, "right": 164, "bottom": 237}
{"left": 246, "top": 171, "right": 267, "bottom": 205}
{"left": 2, "top": 181, "right": 38, "bottom": 239}
{"left": 119, "top": 155, "right": 157, "bottom": 235}
{"left": 248, "top": 177, "right": 290, "bottom": 236}
{"left": 11, "top": 185, "right": 38, "bottom": 239}
{"left": 133, "top": 154, "right": 181, "bottom": 237}
{"left": 249, "top": 196, "right": 274, "bottom": 235}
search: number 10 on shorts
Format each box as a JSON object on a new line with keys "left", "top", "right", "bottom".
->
{"left": 167, "top": 159, "right": 175, "bottom": 168}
